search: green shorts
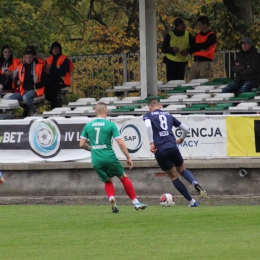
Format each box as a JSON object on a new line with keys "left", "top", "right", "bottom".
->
{"left": 92, "top": 158, "right": 125, "bottom": 182}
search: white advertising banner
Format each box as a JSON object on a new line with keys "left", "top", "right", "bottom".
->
{"left": 0, "top": 115, "right": 227, "bottom": 163}
{"left": 174, "top": 115, "right": 227, "bottom": 158}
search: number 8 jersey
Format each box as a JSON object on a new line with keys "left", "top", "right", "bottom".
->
{"left": 143, "top": 109, "right": 181, "bottom": 151}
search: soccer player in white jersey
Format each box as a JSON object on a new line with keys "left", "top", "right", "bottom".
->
{"left": 143, "top": 98, "right": 207, "bottom": 207}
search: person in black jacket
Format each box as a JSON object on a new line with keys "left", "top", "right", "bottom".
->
{"left": 222, "top": 37, "right": 260, "bottom": 95}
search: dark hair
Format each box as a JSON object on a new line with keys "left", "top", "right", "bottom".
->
{"left": 0, "top": 45, "right": 13, "bottom": 66}
{"left": 148, "top": 97, "right": 159, "bottom": 106}
{"left": 24, "top": 50, "right": 34, "bottom": 56}
{"left": 197, "top": 16, "right": 209, "bottom": 26}
{"left": 26, "top": 45, "right": 37, "bottom": 56}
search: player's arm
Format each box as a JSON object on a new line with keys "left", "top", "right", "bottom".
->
{"left": 144, "top": 119, "right": 157, "bottom": 153}
{"left": 176, "top": 123, "right": 189, "bottom": 144}
{"left": 79, "top": 138, "right": 91, "bottom": 151}
{"left": 0, "top": 172, "right": 5, "bottom": 185}
{"left": 115, "top": 137, "right": 133, "bottom": 169}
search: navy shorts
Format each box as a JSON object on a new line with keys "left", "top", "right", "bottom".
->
{"left": 155, "top": 146, "right": 184, "bottom": 171}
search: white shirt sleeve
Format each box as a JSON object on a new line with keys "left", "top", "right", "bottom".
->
{"left": 144, "top": 119, "right": 154, "bottom": 143}
{"left": 177, "top": 123, "right": 189, "bottom": 139}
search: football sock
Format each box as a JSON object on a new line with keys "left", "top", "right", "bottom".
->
{"left": 172, "top": 178, "right": 192, "bottom": 201}
{"left": 104, "top": 182, "right": 115, "bottom": 198}
{"left": 132, "top": 199, "right": 139, "bottom": 204}
{"left": 121, "top": 176, "right": 137, "bottom": 200}
{"left": 189, "top": 199, "right": 196, "bottom": 206}
{"left": 181, "top": 169, "right": 197, "bottom": 185}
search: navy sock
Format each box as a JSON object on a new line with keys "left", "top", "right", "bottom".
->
{"left": 172, "top": 178, "right": 192, "bottom": 201}
{"left": 181, "top": 169, "right": 196, "bottom": 185}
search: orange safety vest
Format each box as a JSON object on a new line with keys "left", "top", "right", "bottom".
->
{"left": 17, "top": 63, "right": 45, "bottom": 97}
{"left": 0, "top": 57, "right": 21, "bottom": 89}
{"left": 46, "top": 54, "right": 73, "bottom": 86}
{"left": 193, "top": 31, "right": 216, "bottom": 60}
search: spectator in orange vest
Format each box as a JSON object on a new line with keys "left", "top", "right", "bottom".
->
{"left": 44, "top": 42, "right": 70, "bottom": 109}
{"left": 7, "top": 50, "right": 48, "bottom": 116}
{"left": 0, "top": 45, "right": 21, "bottom": 93}
{"left": 187, "top": 16, "right": 217, "bottom": 82}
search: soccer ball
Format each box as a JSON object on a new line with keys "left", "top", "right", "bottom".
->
{"left": 160, "top": 193, "right": 175, "bottom": 206}
{"left": 37, "top": 128, "right": 52, "bottom": 146}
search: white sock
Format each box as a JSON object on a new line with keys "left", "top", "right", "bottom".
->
{"left": 189, "top": 199, "right": 196, "bottom": 205}
{"left": 192, "top": 181, "right": 198, "bottom": 186}
{"left": 109, "top": 196, "right": 115, "bottom": 202}
{"left": 132, "top": 198, "right": 139, "bottom": 204}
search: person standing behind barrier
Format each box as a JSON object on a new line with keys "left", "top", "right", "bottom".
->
{"left": 143, "top": 98, "right": 207, "bottom": 207}
{"left": 7, "top": 50, "right": 47, "bottom": 116}
{"left": 187, "top": 16, "right": 217, "bottom": 82}
{"left": 0, "top": 45, "right": 21, "bottom": 93}
{"left": 79, "top": 102, "right": 147, "bottom": 213}
{"left": 222, "top": 37, "right": 260, "bottom": 95}
{"left": 45, "top": 42, "right": 73, "bottom": 109}
{"left": 162, "top": 18, "right": 193, "bottom": 81}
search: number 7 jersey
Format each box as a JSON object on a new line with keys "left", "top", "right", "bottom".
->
{"left": 80, "top": 118, "right": 121, "bottom": 164}
{"left": 143, "top": 109, "right": 181, "bottom": 151}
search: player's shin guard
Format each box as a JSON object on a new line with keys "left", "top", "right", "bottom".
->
{"left": 121, "top": 176, "right": 137, "bottom": 200}
{"left": 104, "top": 182, "right": 115, "bottom": 198}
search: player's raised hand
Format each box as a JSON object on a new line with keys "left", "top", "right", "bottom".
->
{"left": 127, "top": 158, "right": 133, "bottom": 170}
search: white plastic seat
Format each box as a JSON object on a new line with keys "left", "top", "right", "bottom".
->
{"left": 114, "top": 96, "right": 141, "bottom": 105}
{"left": 2, "top": 93, "right": 13, "bottom": 99}
{"left": 183, "top": 94, "right": 211, "bottom": 102}
{"left": 186, "top": 85, "right": 214, "bottom": 94}
{"left": 134, "top": 105, "right": 149, "bottom": 112}
{"left": 160, "top": 95, "right": 188, "bottom": 103}
{"left": 167, "top": 80, "right": 186, "bottom": 85}
{"left": 91, "top": 97, "right": 119, "bottom": 105}
{"left": 68, "top": 98, "right": 96, "bottom": 107}
{"left": 229, "top": 102, "right": 258, "bottom": 111}
{"left": 181, "top": 83, "right": 200, "bottom": 87}
{"left": 122, "top": 81, "right": 140, "bottom": 87}
{"left": 189, "top": 78, "right": 209, "bottom": 84}
{"left": 43, "top": 107, "right": 71, "bottom": 115}
{"left": 0, "top": 99, "right": 20, "bottom": 109}
{"left": 65, "top": 106, "right": 93, "bottom": 115}
{"left": 157, "top": 81, "right": 164, "bottom": 85}
{"left": 161, "top": 105, "right": 186, "bottom": 111}
{"left": 206, "top": 93, "right": 234, "bottom": 101}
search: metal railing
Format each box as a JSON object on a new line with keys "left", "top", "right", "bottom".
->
{"left": 68, "top": 50, "right": 240, "bottom": 100}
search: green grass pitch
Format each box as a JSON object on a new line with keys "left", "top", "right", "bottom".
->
{"left": 1, "top": 205, "right": 260, "bottom": 260}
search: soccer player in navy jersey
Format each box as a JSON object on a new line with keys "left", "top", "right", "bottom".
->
{"left": 143, "top": 97, "right": 207, "bottom": 207}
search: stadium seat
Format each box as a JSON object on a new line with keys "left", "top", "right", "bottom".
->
{"left": 228, "top": 102, "right": 258, "bottom": 111}
{"left": 114, "top": 96, "right": 142, "bottom": 105}
{"left": 229, "top": 92, "right": 257, "bottom": 101}
{"left": 186, "top": 85, "right": 214, "bottom": 94}
{"left": 204, "top": 78, "right": 233, "bottom": 85}
{"left": 65, "top": 106, "right": 93, "bottom": 116}
{"left": 166, "top": 80, "right": 186, "bottom": 85}
{"left": 206, "top": 93, "right": 234, "bottom": 101}
{"left": 0, "top": 99, "right": 20, "bottom": 110}
{"left": 136, "top": 95, "right": 164, "bottom": 104}
{"left": 122, "top": 81, "right": 140, "bottom": 87}
{"left": 181, "top": 83, "right": 200, "bottom": 87}
{"left": 189, "top": 78, "right": 209, "bottom": 84}
{"left": 181, "top": 103, "right": 210, "bottom": 111}
{"left": 160, "top": 94, "right": 188, "bottom": 103}
{"left": 209, "top": 85, "right": 228, "bottom": 93}
{"left": 43, "top": 107, "right": 71, "bottom": 116}
{"left": 205, "top": 103, "right": 234, "bottom": 111}
{"left": 68, "top": 98, "right": 96, "bottom": 107}
{"left": 91, "top": 97, "right": 119, "bottom": 105}
{"left": 111, "top": 105, "right": 141, "bottom": 112}
{"left": 165, "top": 86, "right": 193, "bottom": 94}
{"left": 134, "top": 105, "right": 149, "bottom": 112}
{"left": 183, "top": 94, "right": 212, "bottom": 102}
{"left": 161, "top": 104, "right": 186, "bottom": 111}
